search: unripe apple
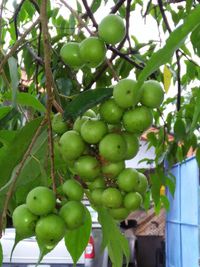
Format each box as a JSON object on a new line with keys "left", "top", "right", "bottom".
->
{"left": 52, "top": 113, "right": 68, "bottom": 135}
{"left": 117, "top": 168, "right": 140, "bottom": 192}
{"left": 91, "top": 188, "right": 104, "bottom": 206}
{"left": 73, "top": 116, "right": 89, "bottom": 133}
{"left": 60, "top": 42, "right": 84, "bottom": 68}
{"left": 101, "top": 161, "right": 125, "bottom": 179}
{"left": 109, "top": 207, "right": 129, "bottom": 221}
{"left": 62, "top": 179, "right": 84, "bottom": 201}
{"left": 123, "top": 192, "right": 142, "bottom": 211}
{"left": 88, "top": 177, "right": 106, "bottom": 190}
{"left": 84, "top": 109, "right": 96, "bottom": 118}
{"left": 122, "top": 131, "right": 139, "bottom": 160}
{"left": 102, "top": 188, "right": 123, "bottom": 208}
{"left": 99, "top": 98, "right": 124, "bottom": 124}
{"left": 135, "top": 172, "right": 148, "bottom": 194}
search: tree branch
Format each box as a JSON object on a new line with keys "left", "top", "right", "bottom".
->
{"left": 40, "top": 1, "right": 56, "bottom": 193}
{"left": 110, "top": 0, "right": 127, "bottom": 14}
{"left": 81, "top": 0, "right": 98, "bottom": 29}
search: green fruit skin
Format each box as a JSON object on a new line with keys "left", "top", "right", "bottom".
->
{"left": 73, "top": 116, "right": 89, "bottom": 133}
{"left": 101, "top": 161, "right": 125, "bottom": 179}
{"left": 99, "top": 99, "right": 124, "bottom": 124}
{"left": 102, "top": 188, "right": 123, "bottom": 208}
{"left": 134, "top": 172, "right": 148, "bottom": 194}
{"left": 80, "top": 118, "right": 108, "bottom": 144}
{"left": 59, "top": 201, "right": 86, "bottom": 230}
{"left": 60, "top": 42, "right": 84, "bottom": 68}
{"left": 59, "top": 130, "right": 86, "bottom": 160}
{"left": 122, "top": 132, "right": 139, "bottom": 160}
{"left": 52, "top": 113, "right": 68, "bottom": 135}
{"left": 123, "top": 192, "right": 143, "bottom": 211}
{"left": 117, "top": 168, "right": 140, "bottom": 192}
{"left": 75, "top": 155, "right": 101, "bottom": 181}
{"left": 109, "top": 207, "right": 129, "bottom": 221}
{"left": 26, "top": 186, "right": 56, "bottom": 216}
{"left": 140, "top": 80, "right": 164, "bottom": 108}
{"left": 91, "top": 188, "right": 104, "bottom": 206}
{"left": 98, "top": 14, "right": 125, "bottom": 45}
{"left": 113, "top": 79, "right": 141, "bottom": 109}
{"left": 12, "top": 204, "right": 38, "bottom": 238}
{"left": 99, "top": 133, "right": 127, "bottom": 162}
{"left": 62, "top": 179, "right": 84, "bottom": 201}
{"left": 88, "top": 177, "right": 106, "bottom": 190}
{"left": 35, "top": 214, "right": 66, "bottom": 247}
{"left": 79, "top": 37, "right": 106, "bottom": 68}
{"left": 84, "top": 109, "right": 96, "bottom": 118}
{"left": 123, "top": 106, "right": 153, "bottom": 133}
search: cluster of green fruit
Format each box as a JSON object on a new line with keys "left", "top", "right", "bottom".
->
{"left": 60, "top": 14, "right": 126, "bottom": 68}
{"left": 52, "top": 77, "right": 164, "bottom": 221}
{"left": 12, "top": 185, "right": 87, "bottom": 249}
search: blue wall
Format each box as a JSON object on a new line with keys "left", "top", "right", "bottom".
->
{"left": 166, "top": 156, "right": 200, "bottom": 267}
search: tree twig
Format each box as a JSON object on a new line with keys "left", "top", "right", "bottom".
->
{"left": 81, "top": 0, "right": 98, "bottom": 29}
{"left": 110, "top": 0, "right": 126, "bottom": 14}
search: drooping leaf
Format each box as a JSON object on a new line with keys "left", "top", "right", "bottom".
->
{"left": 65, "top": 208, "right": 92, "bottom": 265}
{"left": 165, "top": 174, "right": 176, "bottom": 197}
{"left": 0, "top": 108, "right": 18, "bottom": 129}
{"left": 0, "top": 106, "right": 12, "bottom": 120}
{"left": 4, "top": 92, "right": 46, "bottom": 112}
{"left": 160, "top": 195, "right": 170, "bottom": 211}
{"left": 190, "top": 89, "right": 200, "bottom": 134}
{"left": 0, "top": 130, "right": 17, "bottom": 146}
{"left": 8, "top": 57, "right": 19, "bottom": 106}
{"left": 138, "top": 5, "right": 200, "bottom": 86}
{"left": 163, "top": 65, "right": 171, "bottom": 93}
{"left": 97, "top": 207, "right": 130, "bottom": 267}
{"left": 91, "top": 0, "right": 102, "bottom": 13}
{"left": 63, "top": 87, "right": 113, "bottom": 120}
{"left": 174, "top": 118, "right": 186, "bottom": 141}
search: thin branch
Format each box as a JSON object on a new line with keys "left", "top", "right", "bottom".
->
{"left": 0, "top": 17, "right": 40, "bottom": 73}
{"left": 0, "top": 0, "right": 6, "bottom": 45}
{"left": 125, "top": 0, "right": 132, "bottom": 49}
{"left": 40, "top": 0, "right": 56, "bottom": 193}
{"left": 110, "top": 0, "right": 126, "bottom": 14}
{"left": 13, "top": 0, "right": 26, "bottom": 39}
{"left": 0, "top": 118, "right": 46, "bottom": 237}
{"left": 81, "top": 0, "right": 98, "bottom": 29}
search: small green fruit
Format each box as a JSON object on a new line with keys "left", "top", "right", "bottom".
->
{"left": 102, "top": 188, "right": 123, "bottom": 208}
{"left": 123, "top": 192, "right": 142, "bottom": 211}
{"left": 60, "top": 42, "right": 84, "bottom": 68}
{"left": 99, "top": 99, "right": 124, "bottom": 124}
{"left": 62, "top": 179, "right": 84, "bottom": 201}
{"left": 117, "top": 168, "right": 139, "bottom": 192}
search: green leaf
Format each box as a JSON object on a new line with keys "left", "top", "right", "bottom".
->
{"left": 165, "top": 174, "right": 176, "bottom": 197}
{"left": 91, "top": 0, "right": 101, "bottom": 13}
{"left": 173, "top": 118, "right": 186, "bottom": 141}
{"left": 160, "top": 195, "right": 170, "bottom": 211}
{"left": 69, "top": 14, "right": 76, "bottom": 35}
{"left": 0, "top": 108, "right": 18, "bottom": 129}
{"left": 138, "top": 5, "right": 200, "bottom": 86}
{"left": 150, "top": 172, "right": 162, "bottom": 206}
{"left": 186, "top": 0, "right": 193, "bottom": 14}
{"left": 196, "top": 147, "right": 200, "bottom": 167}
{"left": 8, "top": 57, "right": 19, "bottom": 106}
{"left": 0, "top": 130, "right": 17, "bottom": 146}
{"left": 0, "top": 106, "right": 12, "bottom": 120}
{"left": 0, "top": 241, "right": 2, "bottom": 267}
{"left": 190, "top": 89, "right": 200, "bottom": 134}
{"left": 4, "top": 92, "right": 46, "bottom": 112}
{"left": 65, "top": 208, "right": 92, "bottom": 265}
{"left": 98, "top": 207, "right": 130, "bottom": 267}
{"left": 63, "top": 87, "right": 113, "bottom": 120}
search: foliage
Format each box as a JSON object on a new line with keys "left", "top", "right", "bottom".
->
{"left": 0, "top": 0, "right": 200, "bottom": 266}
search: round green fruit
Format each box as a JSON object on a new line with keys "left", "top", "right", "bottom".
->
{"left": 117, "top": 168, "right": 139, "bottom": 192}
{"left": 123, "top": 192, "right": 142, "bottom": 211}
{"left": 80, "top": 118, "right": 108, "bottom": 144}
{"left": 26, "top": 186, "right": 56, "bottom": 216}
{"left": 109, "top": 207, "right": 129, "bottom": 221}
{"left": 35, "top": 214, "right": 66, "bottom": 248}
{"left": 102, "top": 188, "right": 123, "bottom": 208}
{"left": 59, "top": 130, "right": 86, "bottom": 160}
{"left": 73, "top": 116, "right": 89, "bottom": 133}
{"left": 60, "top": 42, "right": 84, "bottom": 68}
{"left": 122, "top": 132, "right": 139, "bottom": 160}
{"left": 135, "top": 172, "right": 148, "bottom": 194}
{"left": 79, "top": 37, "right": 106, "bottom": 68}
{"left": 99, "top": 99, "right": 124, "bottom": 124}
{"left": 98, "top": 14, "right": 125, "bottom": 45}
{"left": 84, "top": 109, "right": 96, "bottom": 118}
{"left": 62, "top": 179, "right": 84, "bottom": 201}
{"left": 113, "top": 79, "right": 141, "bottom": 109}
{"left": 12, "top": 204, "right": 38, "bottom": 238}
{"left": 52, "top": 113, "right": 68, "bottom": 135}
{"left": 75, "top": 155, "right": 101, "bottom": 181}
{"left": 140, "top": 80, "right": 164, "bottom": 108}
{"left": 123, "top": 106, "right": 153, "bottom": 133}
{"left": 99, "top": 133, "right": 127, "bottom": 162}
{"left": 91, "top": 188, "right": 104, "bottom": 206}
{"left": 59, "top": 201, "right": 86, "bottom": 230}
{"left": 88, "top": 177, "right": 105, "bottom": 190}
{"left": 101, "top": 161, "right": 125, "bottom": 179}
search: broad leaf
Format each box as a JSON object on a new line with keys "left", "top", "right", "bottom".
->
{"left": 138, "top": 5, "right": 200, "bottom": 86}
{"left": 186, "top": 0, "right": 193, "bottom": 14}
{"left": 65, "top": 208, "right": 92, "bottom": 265}
{"left": 64, "top": 87, "right": 113, "bottom": 120}
{"left": 8, "top": 57, "right": 19, "bottom": 106}
{"left": 0, "top": 108, "right": 18, "bottom": 129}
{"left": 0, "top": 106, "right": 12, "bottom": 120}
{"left": 0, "top": 130, "right": 17, "bottom": 146}
{"left": 174, "top": 118, "right": 186, "bottom": 141}
{"left": 91, "top": 0, "right": 102, "bottom": 13}
{"left": 190, "top": 89, "right": 200, "bottom": 134}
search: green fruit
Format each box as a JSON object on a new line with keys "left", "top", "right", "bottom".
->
{"left": 135, "top": 172, "right": 148, "bottom": 194}
{"left": 59, "top": 130, "right": 86, "bottom": 160}
{"left": 99, "top": 133, "right": 127, "bottom": 162}
{"left": 98, "top": 14, "right": 125, "bottom": 45}
{"left": 62, "top": 179, "right": 84, "bottom": 201}
{"left": 73, "top": 116, "right": 89, "bottom": 133}
{"left": 88, "top": 177, "right": 106, "bottom": 190}
{"left": 75, "top": 155, "right": 101, "bottom": 181}
{"left": 101, "top": 161, "right": 125, "bottom": 179}
{"left": 123, "top": 106, "right": 153, "bottom": 133}
{"left": 122, "top": 132, "right": 139, "bottom": 160}
{"left": 123, "top": 192, "right": 142, "bottom": 211}
{"left": 59, "top": 201, "right": 86, "bottom": 230}
{"left": 12, "top": 204, "right": 38, "bottom": 238}
{"left": 80, "top": 118, "right": 108, "bottom": 144}
{"left": 79, "top": 37, "right": 106, "bottom": 68}
{"left": 102, "top": 188, "right": 123, "bottom": 208}
{"left": 109, "top": 207, "right": 129, "bottom": 221}
{"left": 99, "top": 99, "right": 124, "bottom": 124}
{"left": 52, "top": 113, "right": 68, "bottom": 134}
{"left": 117, "top": 168, "right": 139, "bottom": 192}
{"left": 113, "top": 79, "right": 141, "bottom": 109}
{"left": 91, "top": 188, "right": 104, "bottom": 206}
{"left": 26, "top": 186, "right": 56, "bottom": 216}
{"left": 60, "top": 42, "right": 84, "bottom": 68}
{"left": 140, "top": 80, "right": 164, "bottom": 108}
{"left": 84, "top": 109, "right": 96, "bottom": 118}
{"left": 35, "top": 214, "right": 66, "bottom": 248}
